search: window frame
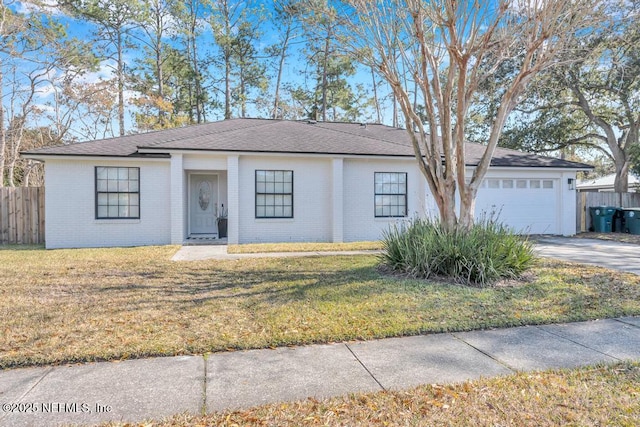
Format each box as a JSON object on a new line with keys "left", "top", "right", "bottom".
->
{"left": 255, "top": 169, "right": 294, "bottom": 219}
{"left": 95, "top": 166, "right": 141, "bottom": 220}
{"left": 374, "top": 172, "right": 408, "bottom": 218}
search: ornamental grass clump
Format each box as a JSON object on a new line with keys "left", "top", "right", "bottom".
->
{"left": 381, "top": 216, "right": 535, "bottom": 287}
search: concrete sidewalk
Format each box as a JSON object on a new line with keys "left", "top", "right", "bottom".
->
{"left": 1, "top": 317, "right": 638, "bottom": 427}
{"left": 171, "top": 245, "right": 382, "bottom": 261}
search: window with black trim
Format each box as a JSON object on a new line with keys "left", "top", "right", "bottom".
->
{"left": 255, "top": 170, "right": 293, "bottom": 218}
{"left": 375, "top": 172, "right": 407, "bottom": 217}
{"left": 95, "top": 167, "right": 140, "bottom": 219}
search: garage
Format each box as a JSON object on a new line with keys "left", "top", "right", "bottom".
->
{"left": 424, "top": 172, "right": 568, "bottom": 235}
{"left": 474, "top": 177, "right": 561, "bottom": 234}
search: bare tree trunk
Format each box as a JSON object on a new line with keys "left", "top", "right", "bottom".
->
{"left": 185, "top": 40, "right": 195, "bottom": 124}
{"left": 192, "top": 29, "right": 204, "bottom": 122}
{"left": 614, "top": 157, "right": 630, "bottom": 193}
{"left": 392, "top": 92, "right": 398, "bottom": 128}
{"left": 224, "top": 52, "right": 231, "bottom": 119}
{"left": 22, "top": 161, "right": 43, "bottom": 187}
{"left": 23, "top": 160, "right": 31, "bottom": 187}
{"left": 240, "top": 66, "right": 246, "bottom": 118}
{"left": 370, "top": 66, "right": 381, "bottom": 124}
{"left": 186, "top": 0, "right": 205, "bottom": 123}
{"left": 320, "top": 28, "right": 331, "bottom": 122}
{"left": 570, "top": 77, "right": 629, "bottom": 192}
{"left": 0, "top": 66, "right": 5, "bottom": 188}
{"left": 458, "top": 188, "right": 478, "bottom": 229}
{"left": 7, "top": 123, "right": 21, "bottom": 187}
{"left": 155, "top": 9, "right": 165, "bottom": 126}
{"left": 272, "top": 25, "right": 292, "bottom": 120}
{"left": 117, "top": 30, "right": 125, "bottom": 136}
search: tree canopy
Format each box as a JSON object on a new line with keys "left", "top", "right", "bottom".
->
{"left": 339, "top": 0, "right": 603, "bottom": 229}
{"left": 0, "top": 0, "right": 626, "bottom": 212}
{"left": 489, "top": 0, "right": 639, "bottom": 191}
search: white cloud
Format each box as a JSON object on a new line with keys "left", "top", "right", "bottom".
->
{"left": 15, "top": 0, "right": 63, "bottom": 16}
{"left": 76, "top": 60, "right": 117, "bottom": 85}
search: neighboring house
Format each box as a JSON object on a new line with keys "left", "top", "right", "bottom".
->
{"left": 577, "top": 173, "right": 640, "bottom": 192}
{"left": 23, "top": 119, "right": 591, "bottom": 249}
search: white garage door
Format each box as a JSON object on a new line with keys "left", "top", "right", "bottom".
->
{"left": 474, "top": 178, "right": 560, "bottom": 234}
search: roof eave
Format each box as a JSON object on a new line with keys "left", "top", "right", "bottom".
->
{"left": 136, "top": 146, "right": 417, "bottom": 158}
{"left": 21, "top": 152, "right": 170, "bottom": 161}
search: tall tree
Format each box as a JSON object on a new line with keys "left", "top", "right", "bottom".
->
{"left": 495, "top": 0, "right": 638, "bottom": 191}
{"left": 132, "top": 46, "right": 194, "bottom": 131}
{"left": 267, "top": 0, "right": 304, "bottom": 119}
{"left": 63, "top": 0, "right": 139, "bottom": 136}
{"left": 208, "top": 0, "right": 245, "bottom": 120}
{"left": 0, "top": 1, "right": 24, "bottom": 187}
{"left": 130, "top": 0, "right": 180, "bottom": 129}
{"left": 1, "top": 2, "right": 95, "bottom": 186}
{"left": 174, "top": 0, "right": 208, "bottom": 123}
{"left": 230, "top": 8, "right": 267, "bottom": 118}
{"left": 53, "top": 79, "right": 119, "bottom": 141}
{"left": 301, "top": 0, "right": 359, "bottom": 122}
{"left": 341, "top": 0, "right": 601, "bottom": 230}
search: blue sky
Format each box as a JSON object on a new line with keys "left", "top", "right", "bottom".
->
{"left": 6, "top": 0, "right": 392, "bottom": 140}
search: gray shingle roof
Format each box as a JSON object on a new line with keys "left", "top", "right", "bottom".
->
{"left": 23, "top": 118, "right": 592, "bottom": 169}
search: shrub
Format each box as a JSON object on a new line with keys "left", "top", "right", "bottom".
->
{"left": 380, "top": 216, "right": 535, "bottom": 287}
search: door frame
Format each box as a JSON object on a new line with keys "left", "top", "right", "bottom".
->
{"left": 188, "top": 172, "right": 220, "bottom": 236}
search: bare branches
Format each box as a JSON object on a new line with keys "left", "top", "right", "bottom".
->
{"left": 340, "top": 0, "right": 602, "bottom": 229}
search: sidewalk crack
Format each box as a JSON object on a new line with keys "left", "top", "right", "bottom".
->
{"left": 344, "top": 343, "right": 386, "bottom": 391}
{"left": 615, "top": 317, "right": 640, "bottom": 329}
{"left": 450, "top": 333, "right": 518, "bottom": 373}
{"left": 534, "top": 326, "right": 622, "bottom": 362}
{"left": 0, "top": 366, "right": 54, "bottom": 424}
{"left": 201, "top": 354, "right": 208, "bottom": 416}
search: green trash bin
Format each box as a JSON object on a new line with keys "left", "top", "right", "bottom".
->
{"left": 613, "top": 208, "right": 625, "bottom": 232}
{"left": 622, "top": 208, "right": 640, "bottom": 235}
{"left": 589, "top": 206, "right": 617, "bottom": 232}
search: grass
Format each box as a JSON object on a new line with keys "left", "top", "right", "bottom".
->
{"left": 108, "top": 362, "right": 640, "bottom": 426}
{"left": 0, "top": 246, "right": 638, "bottom": 369}
{"left": 227, "top": 241, "right": 383, "bottom": 254}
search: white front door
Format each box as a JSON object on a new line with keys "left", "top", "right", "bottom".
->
{"left": 190, "top": 174, "right": 218, "bottom": 235}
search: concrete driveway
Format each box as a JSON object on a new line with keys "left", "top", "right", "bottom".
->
{"left": 535, "top": 237, "right": 640, "bottom": 275}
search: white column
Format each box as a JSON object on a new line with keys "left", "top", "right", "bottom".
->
{"left": 332, "top": 157, "right": 344, "bottom": 242}
{"left": 227, "top": 155, "right": 240, "bottom": 244}
{"left": 561, "top": 171, "right": 577, "bottom": 236}
{"left": 170, "top": 153, "right": 185, "bottom": 244}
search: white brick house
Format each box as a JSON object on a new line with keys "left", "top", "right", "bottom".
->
{"left": 23, "top": 119, "right": 591, "bottom": 249}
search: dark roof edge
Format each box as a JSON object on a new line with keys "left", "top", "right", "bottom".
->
{"left": 23, "top": 147, "right": 594, "bottom": 169}
{"left": 21, "top": 152, "right": 171, "bottom": 159}
{"left": 136, "top": 147, "right": 593, "bottom": 168}
{"left": 138, "top": 146, "right": 417, "bottom": 159}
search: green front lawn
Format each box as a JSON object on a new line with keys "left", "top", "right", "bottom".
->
{"left": 0, "top": 246, "right": 638, "bottom": 369}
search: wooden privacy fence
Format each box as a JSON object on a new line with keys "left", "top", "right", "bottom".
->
{"left": 577, "top": 191, "right": 640, "bottom": 232}
{"left": 0, "top": 187, "right": 45, "bottom": 245}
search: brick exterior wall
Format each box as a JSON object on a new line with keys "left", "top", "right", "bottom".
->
{"left": 44, "top": 158, "right": 171, "bottom": 249}
{"left": 42, "top": 154, "right": 578, "bottom": 248}
{"left": 343, "top": 158, "right": 426, "bottom": 242}
{"left": 237, "top": 156, "right": 333, "bottom": 244}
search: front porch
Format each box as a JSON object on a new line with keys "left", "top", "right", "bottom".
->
{"left": 170, "top": 154, "right": 239, "bottom": 245}
{"left": 183, "top": 237, "right": 228, "bottom": 246}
